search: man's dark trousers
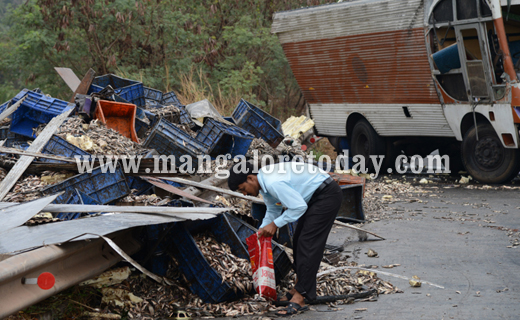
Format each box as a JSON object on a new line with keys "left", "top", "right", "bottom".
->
{"left": 293, "top": 180, "right": 343, "bottom": 301}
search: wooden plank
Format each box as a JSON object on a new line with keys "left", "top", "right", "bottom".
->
{"left": 0, "top": 158, "right": 81, "bottom": 174}
{"left": 70, "top": 68, "right": 95, "bottom": 103}
{"left": 54, "top": 67, "right": 81, "bottom": 92}
{"left": 142, "top": 177, "right": 215, "bottom": 205}
{"left": 158, "top": 176, "right": 265, "bottom": 203}
{"left": 0, "top": 97, "right": 26, "bottom": 123}
{"left": 0, "top": 108, "right": 74, "bottom": 201}
{"left": 0, "top": 146, "right": 77, "bottom": 163}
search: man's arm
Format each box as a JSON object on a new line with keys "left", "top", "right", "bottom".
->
{"left": 266, "top": 181, "right": 307, "bottom": 228}
{"left": 259, "top": 192, "right": 283, "bottom": 228}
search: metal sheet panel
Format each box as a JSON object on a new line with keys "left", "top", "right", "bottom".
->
{"left": 272, "top": 0, "right": 426, "bottom": 43}
{"left": 0, "top": 194, "right": 60, "bottom": 234}
{"left": 0, "top": 212, "right": 216, "bottom": 254}
{"left": 282, "top": 28, "right": 440, "bottom": 106}
{"left": 54, "top": 67, "right": 81, "bottom": 92}
{"left": 310, "top": 103, "right": 455, "bottom": 137}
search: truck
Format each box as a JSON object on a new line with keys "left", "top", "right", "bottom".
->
{"left": 271, "top": 0, "right": 520, "bottom": 183}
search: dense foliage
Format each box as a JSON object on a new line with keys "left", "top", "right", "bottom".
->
{"left": 0, "top": 0, "right": 335, "bottom": 117}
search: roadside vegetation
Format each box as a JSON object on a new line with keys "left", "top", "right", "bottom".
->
{"left": 0, "top": 0, "right": 335, "bottom": 121}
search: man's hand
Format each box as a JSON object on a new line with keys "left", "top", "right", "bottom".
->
{"left": 258, "top": 222, "right": 278, "bottom": 238}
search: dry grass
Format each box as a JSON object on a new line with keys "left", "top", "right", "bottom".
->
{"left": 176, "top": 68, "right": 241, "bottom": 117}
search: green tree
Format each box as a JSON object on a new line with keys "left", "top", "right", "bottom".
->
{"left": 0, "top": 0, "right": 335, "bottom": 118}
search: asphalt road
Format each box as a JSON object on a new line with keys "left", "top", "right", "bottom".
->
{"left": 307, "top": 186, "right": 520, "bottom": 320}
{"left": 220, "top": 182, "right": 520, "bottom": 320}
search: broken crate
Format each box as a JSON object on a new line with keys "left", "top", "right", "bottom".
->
{"left": 231, "top": 99, "right": 284, "bottom": 148}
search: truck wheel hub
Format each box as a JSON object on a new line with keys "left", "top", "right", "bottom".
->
{"left": 475, "top": 137, "right": 501, "bottom": 168}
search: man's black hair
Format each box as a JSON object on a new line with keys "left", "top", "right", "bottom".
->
{"left": 228, "top": 162, "right": 257, "bottom": 191}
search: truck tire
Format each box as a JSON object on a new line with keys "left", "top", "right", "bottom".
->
{"left": 461, "top": 124, "right": 520, "bottom": 183}
{"left": 350, "top": 119, "right": 386, "bottom": 173}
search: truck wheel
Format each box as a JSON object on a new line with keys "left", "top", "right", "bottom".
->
{"left": 461, "top": 124, "right": 520, "bottom": 183}
{"left": 351, "top": 119, "right": 386, "bottom": 172}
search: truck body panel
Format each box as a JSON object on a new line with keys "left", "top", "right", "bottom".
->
{"left": 273, "top": 0, "right": 520, "bottom": 183}
{"left": 272, "top": 0, "right": 454, "bottom": 138}
{"left": 272, "top": 0, "right": 519, "bottom": 143}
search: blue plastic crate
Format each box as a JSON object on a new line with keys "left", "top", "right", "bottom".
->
{"left": 89, "top": 74, "right": 145, "bottom": 107}
{"left": 126, "top": 176, "right": 153, "bottom": 195}
{"left": 78, "top": 190, "right": 102, "bottom": 205}
{"left": 145, "top": 109, "right": 157, "bottom": 125}
{"left": 134, "top": 118, "right": 149, "bottom": 139}
{"left": 168, "top": 199, "right": 193, "bottom": 207}
{"left": 41, "top": 164, "right": 130, "bottom": 205}
{"left": 145, "top": 224, "right": 172, "bottom": 276}
{"left": 182, "top": 213, "right": 251, "bottom": 261}
{"left": 178, "top": 105, "right": 196, "bottom": 128}
{"left": 9, "top": 89, "right": 74, "bottom": 138}
{"left": 142, "top": 118, "right": 209, "bottom": 172}
{"left": 223, "top": 117, "right": 235, "bottom": 124}
{"left": 124, "top": 151, "right": 176, "bottom": 195}
{"left": 167, "top": 221, "right": 250, "bottom": 303}
{"left": 0, "top": 126, "right": 9, "bottom": 140}
{"left": 4, "top": 131, "right": 33, "bottom": 149}
{"left": 231, "top": 99, "right": 284, "bottom": 148}
{"left": 56, "top": 190, "right": 83, "bottom": 221}
{"left": 0, "top": 131, "right": 31, "bottom": 156}
{"left": 0, "top": 88, "right": 41, "bottom": 118}
{"left": 127, "top": 176, "right": 185, "bottom": 195}
{"left": 135, "top": 107, "right": 149, "bottom": 122}
{"left": 57, "top": 189, "right": 104, "bottom": 220}
{"left": 161, "top": 91, "right": 182, "bottom": 107}
{"left": 144, "top": 103, "right": 193, "bottom": 127}
{"left": 146, "top": 102, "right": 165, "bottom": 109}
{"left": 234, "top": 100, "right": 282, "bottom": 132}
{"left": 144, "top": 87, "right": 163, "bottom": 104}
{"left": 134, "top": 108, "right": 156, "bottom": 139}
{"left": 39, "top": 135, "right": 91, "bottom": 164}
{"left": 195, "top": 118, "right": 254, "bottom": 158}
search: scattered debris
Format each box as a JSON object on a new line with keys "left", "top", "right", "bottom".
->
{"left": 366, "top": 249, "right": 378, "bottom": 258}
{"left": 409, "top": 276, "right": 422, "bottom": 287}
{"left": 458, "top": 175, "right": 472, "bottom": 184}
{"left": 81, "top": 267, "right": 132, "bottom": 288}
{"left": 101, "top": 287, "right": 144, "bottom": 308}
{"left": 82, "top": 312, "right": 121, "bottom": 319}
{"left": 57, "top": 118, "right": 147, "bottom": 156}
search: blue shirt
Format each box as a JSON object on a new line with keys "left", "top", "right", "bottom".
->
{"left": 257, "top": 162, "right": 328, "bottom": 228}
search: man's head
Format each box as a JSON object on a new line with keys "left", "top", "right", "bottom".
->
{"left": 228, "top": 162, "right": 260, "bottom": 196}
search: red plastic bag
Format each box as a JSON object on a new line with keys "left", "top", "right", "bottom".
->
{"left": 246, "top": 232, "right": 277, "bottom": 301}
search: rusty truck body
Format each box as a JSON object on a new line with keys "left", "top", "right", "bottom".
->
{"left": 272, "top": 0, "right": 520, "bottom": 183}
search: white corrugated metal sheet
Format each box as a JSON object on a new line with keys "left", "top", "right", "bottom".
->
{"left": 309, "top": 103, "right": 455, "bottom": 137}
{"left": 272, "top": 0, "right": 426, "bottom": 44}
{"left": 500, "top": 0, "right": 520, "bottom": 5}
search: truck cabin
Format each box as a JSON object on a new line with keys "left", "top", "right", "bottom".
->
{"left": 427, "top": 0, "right": 520, "bottom": 103}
